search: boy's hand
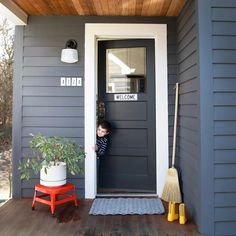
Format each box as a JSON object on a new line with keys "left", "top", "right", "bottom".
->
{"left": 92, "top": 145, "right": 98, "bottom": 151}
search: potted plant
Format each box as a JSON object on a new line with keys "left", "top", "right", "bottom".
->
{"left": 19, "top": 133, "right": 85, "bottom": 186}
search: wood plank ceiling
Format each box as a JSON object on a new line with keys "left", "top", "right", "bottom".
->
{"left": 13, "top": 0, "right": 186, "bottom": 16}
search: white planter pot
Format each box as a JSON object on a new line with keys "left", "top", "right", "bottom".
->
{"left": 40, "top": 162, "right": 67, "bottom": 187}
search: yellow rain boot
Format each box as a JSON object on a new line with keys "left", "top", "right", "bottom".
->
{"left": 167, "top": 201, "right": 179, "bottom": 222}
{"left": 179, "top": 203, "right": 187, "bottom": 224}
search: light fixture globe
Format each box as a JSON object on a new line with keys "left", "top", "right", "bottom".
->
{"left": 61, "top": 39, "right": 78, "bottom": 63}
{"left": 61, "top": 48, "right": 78, "bottom": 63}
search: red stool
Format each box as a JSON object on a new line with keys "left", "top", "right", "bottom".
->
{"left": 32, "top": 182, "right": 78, "bottom": 216}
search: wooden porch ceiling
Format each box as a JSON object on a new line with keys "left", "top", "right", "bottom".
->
{"left": 13, "top": 0, "right": 186, "bottom": 16}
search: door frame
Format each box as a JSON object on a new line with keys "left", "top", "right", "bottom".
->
{"left": 85, "top": 23, "right": 168, "bottom": 199}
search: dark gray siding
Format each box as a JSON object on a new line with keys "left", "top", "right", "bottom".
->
{"left": 13, "top": 16, "right": 178, "bottom": 198}
{"left": 212, "top": 1, "right": 236, "bottom": 235}
{"left": 177, "top": 0, "right": 200, "bottom": 227}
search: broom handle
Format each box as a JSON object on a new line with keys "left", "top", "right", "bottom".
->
{"left": 172, "top": 83, "right": 179, "bottom": 167}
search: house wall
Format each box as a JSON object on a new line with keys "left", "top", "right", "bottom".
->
{"left": 185, "top": 0, "right": 236, "bottom": 235}
{"left": 13, "top": 16, "right": 178, "bottom": 198}
{"left": 211, "top": 1, "right": 236, "bottom": 235}
{"left": 176, "top": 0, "right": 201, "bottom": 227}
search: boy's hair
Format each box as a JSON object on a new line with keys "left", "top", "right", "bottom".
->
{"left": 98, "top": 120, "right": 111, "bottom": 133}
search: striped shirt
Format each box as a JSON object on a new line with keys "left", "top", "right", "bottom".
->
{"left": 96, "top": 135, "right": 108, "bottom": 157}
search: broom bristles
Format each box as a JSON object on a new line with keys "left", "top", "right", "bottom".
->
{"left": 161, "top": 167, "right": 182, "bottom": 203}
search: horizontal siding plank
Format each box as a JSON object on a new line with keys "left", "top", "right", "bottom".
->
{"left": 178, "top": 127, "right": 198, "bottom": 145}
{"left": 178, "top": 39, "right": 196, "bottom": 62}
{"left": 179, "top": 116, "right": 198, "bottom": 131}
{"left": 177, "top": 12, "right": 196, "bottom": 42}
{"left": 180, "top": 79, "right": 198, "bottom": 94}
{"left": 213, "top": 64, "right": 236, "bottom": 77}
{"left": 214, "top": 93, "right": 236, "bottom": 105}
{"left": 178, "top": 142, "right": 198, "bottom": 162}
{"left": 179, "top": 104, "right": 198, "bottom": 118}
{"left": 177, "top": 0, "right": 195, "bottom": 31}
{"left": 23, "top": 107, "right": 84, "bottom": 117}
{"left": 213, "top": 50, "right": 236, "bottom": 63}
{"left": 214, "top": 78, "right": 236, "bottom": 92}
{"left": 212, "top": 7, "right": 236, "bottom": 21}
{"left": 178, "top": 65, "right": 197, "bottom": 81}
{"left": 23, "top": 77, "right": 63, "bottom": 86}
{"left": 215, "top": 222, "right": 236, "bottom": 236}
{"left": 24, "top": 47, "right": 61, "bottom": 57}
{"left": 178, "top": 146, "right": 199, "bottom": 167}
{"left": 214, "top": 136, "right": 236, "bottom": 149}
{"left": 213, "top": 22, "right": 236, "bottom": 36}
{"left": 215, "top": 207, "right": 236, "bottom": 221}
{"left": 22, "top": 178, "right": 84, "bottom": 188}
{"left": 22, "top": 87, "right": 84, "bottom": 97}
{"left": 215, "top": 179, "right": 236, "bottom": 192}
{"left": 215, "top": 121, "right": 236, "bottom": 135}
{"left": 22, "top": 145, "right": 85, "bottom": 157}
{"left": 22, "top": 127, "right": 84, "bottom": 138}
{"left": 23, "top": 96, "right": 84, "bottom": 107}
{"left": 215, "top": 150, "right": 236, "bottom": 164}
{"left": 212, "top": 0, "right": 236, "bottom": 7}
{"left": 23, "top": 67, "right": 83, "bottom": 77}
{"left": 178, "top": 52, "right": 197, "bottom": 74}
{"left": 24, "top": 57, "right": 84, "bottom": 67}
{"left": 179, "top": 154, "right": 199, "bottom": 180}
{"left": 213, "top": 36, "right": 236, "bottom": 50}
{"left": 214, "top": 106, "right": 236, "bottom": 121}
{"left": 24, "top": 25, "right": 84, "bottom": 37}
{"left": 22, "top": 137, "right": 84, "bottom": 147}
{"left": 177, "top": 27, "right": 196, "bottom": 53}
{"left": 179, "top": 172, "right": 199, "bottom": 201}
{"left": 215, "top": 164, "right": 236, "bottom": 178}
{"left": 24, "top": 36, "right": 84, "bottom": 47}
{"left": 215, "top": 193, "right": 236, "bottom": 207}
{"left": 22, "top": 117, "right": 84, "bottom": 127}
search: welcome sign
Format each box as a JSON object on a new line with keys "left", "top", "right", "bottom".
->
{"left": 114, "top": 94, "right": 138, "bottom": 101}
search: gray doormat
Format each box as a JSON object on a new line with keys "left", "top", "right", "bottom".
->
{"left": 89, "top": 198, "right": 165, "bottom": 215}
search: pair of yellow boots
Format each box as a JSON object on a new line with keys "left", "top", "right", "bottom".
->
{"left": 167, "top": 202, "right": 187, "bottom": 224}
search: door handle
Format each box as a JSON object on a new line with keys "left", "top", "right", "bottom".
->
{"left": 97, "top": 101, "right": 105, "bottom": 121}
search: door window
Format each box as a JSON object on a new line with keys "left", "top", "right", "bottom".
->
{"left": 106, "top": 47, "right": 146, "bottom": 93}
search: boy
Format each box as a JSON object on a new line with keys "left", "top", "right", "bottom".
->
{"left": 93, "top": 120, "right": 111, "bottom": 158}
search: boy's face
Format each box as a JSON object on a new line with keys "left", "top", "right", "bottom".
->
{"left": 97, "top": 125, "right": 109, "bottom": 137}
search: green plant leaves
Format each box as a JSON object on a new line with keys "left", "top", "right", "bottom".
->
{"left": 19, "top": 133, "right": 86, "bottom": 180}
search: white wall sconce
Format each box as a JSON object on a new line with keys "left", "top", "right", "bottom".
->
{"left": 61, "top": 39, "right": 78, "bottom": 63}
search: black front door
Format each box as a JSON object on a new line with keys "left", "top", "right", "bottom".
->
{"left": 98, "top": 39, "right": 156, "bottom": 193}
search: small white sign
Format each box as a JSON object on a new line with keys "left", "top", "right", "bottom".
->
{"left": 114, "top": 94, "right": 138, "bottom": 101}
{"left": 60, "top": 77, "right": 66, "bottom": 86}
{"left": 77, "top": 77, "right": 82, "bottom": 86}
{"left": 60, "top": 77, "right": 83, "bottom": 87}
{"left": 66, "top": 77, "right": 71, "bottom": 86}
{"left": 72, "top": 77, "right": 77, "bottom": 86}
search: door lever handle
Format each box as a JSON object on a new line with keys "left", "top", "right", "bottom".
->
{"left": 97, "top": 100, "right": 105, "bottom": 121}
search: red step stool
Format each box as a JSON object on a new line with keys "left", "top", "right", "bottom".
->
{"left": 32, "top": 182, "right": 78, "bottom": 216}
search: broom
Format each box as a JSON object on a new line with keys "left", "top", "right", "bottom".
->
{"left": 161, "top": 82, "right": 182, "bottom": 203}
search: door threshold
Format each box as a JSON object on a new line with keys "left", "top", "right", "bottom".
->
{"left": 96, "top": 193, "right": 159, "bottom": 197}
